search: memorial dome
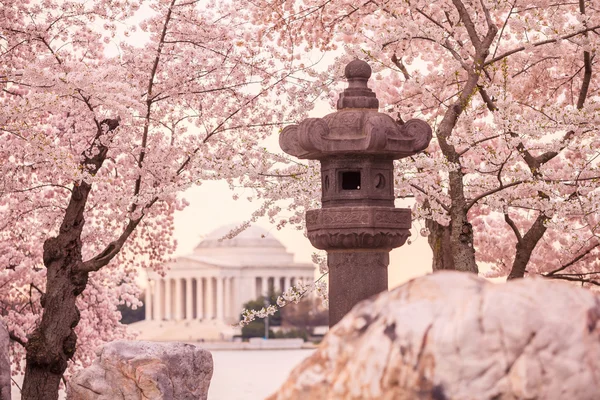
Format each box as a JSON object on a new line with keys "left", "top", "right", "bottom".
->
{"left": 194, "top": 224, "right": 285, "bottom": 250}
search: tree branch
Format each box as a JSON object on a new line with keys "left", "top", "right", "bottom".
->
{"left": 451, "top": 0, "right": 481, "bottom": 48}
{"left": 79, "top": 218, "right": 140, "bottom": 273}
{"left": 544, "top": 274, "right": 600, "bottom": 286}
{"left": 485, "top": 25, "right": 600, "bottom": 67}
{"left": 504, "top": 212, "right": 522, "bottom": 242}
{"left": 409, "top": 183, "right": 450, "bottom": 212}
{"left": 466, "top": 180, "right": 525, "bottom": 210}
{"left": 9, "top": 332, "right": 26, "bottom": 347}
{"left": 546, "top": 242, "right": 600, "bottom": 277}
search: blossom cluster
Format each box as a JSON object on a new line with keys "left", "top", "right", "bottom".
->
{"left": 238, "top": 274, "right": 329, "bottom": 327}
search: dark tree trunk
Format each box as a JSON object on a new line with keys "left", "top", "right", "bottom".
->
{"left": 447, "top": 171, "right": 478, "bottom": 273}
{"left": 507, "top": 214, "right": 547, "bottom": 280}
{"left": 21, "top": 183, "right": 91, "bottom": 400}
{"left": 423, "top": 171, "right": 478, "bottom": 274}
{"left": 21, "top": 119, "right": 118, "bottom": 400}
{"left": 426, "top": 218, "right": 455, "bottom": 271}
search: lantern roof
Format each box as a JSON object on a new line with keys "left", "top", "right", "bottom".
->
{"left": 279, "top": 60, "right": 432, "bottom": 160}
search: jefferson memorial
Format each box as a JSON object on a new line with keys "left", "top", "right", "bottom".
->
{"left": 132, "top": 224, "right": 315, "bottom": 340}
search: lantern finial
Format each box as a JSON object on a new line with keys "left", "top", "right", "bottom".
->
{"left": 337, "top": 59, "right": 379, "bottom": 109}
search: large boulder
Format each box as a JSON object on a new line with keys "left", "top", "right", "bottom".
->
{"left": 0, "top": 321, "right": 10, "bottom": 400}
{"left": 67, "top": 341, "right": 212, "bottom": 400}
{"left": 269, "top": 271, "right": 600, "bottom": 400}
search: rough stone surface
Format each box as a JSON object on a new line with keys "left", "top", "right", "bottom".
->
{"left": 0, "top": 321, "right": 10, "bottom": 400}
{"left": 269, "top": 271, "right": 600, "bottom": 400}
{"left": 67, "top": 341, "right": 212, "bottom": 400}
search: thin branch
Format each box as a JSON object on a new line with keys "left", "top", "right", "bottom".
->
{"left": 79, "top": 211, "right": 146, "bottom": 273}
{"left": 409, "top": 183, "right": 450, "bottom": 212}
{"left": 466, "top": 180, "right": 525, "bottom": 210}
{"left": 485, "top": 24, "right": 600, "bottom": 66}
{"left": 544, "top": 274, "right": 600, "bottom": 286}
{"left": 504, "top": 212, "right": 522, "bottom": 242}
{"left": 546, "top": 242, "right": 600, "bottom": 276}
{"left": 491, "top": 0, "right": 517, "bottom": 60}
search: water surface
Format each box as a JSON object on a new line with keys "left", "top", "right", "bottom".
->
{"left": 209, "top": 349, "right": 315, "bottom": 400}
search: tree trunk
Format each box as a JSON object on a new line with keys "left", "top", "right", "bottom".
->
{"left": 423, "top": 173, "right": 478, "bottom": 274}
{"left": 447, "top": 171, "right": 478, "bottom": 273}
{"left": 21, "top": 183, "right": 91, "bottom": 400}
{"left": 426, "top": 218, "right": 455, "bottom": 271}
{"left": 507, "top": 214, "right": 547, "bottom": 280}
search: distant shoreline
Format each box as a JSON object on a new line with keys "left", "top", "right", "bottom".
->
{"left": 184, "top": 338, "right": 318, "bottom": 351}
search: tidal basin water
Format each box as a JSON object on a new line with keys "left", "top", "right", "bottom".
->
{"left": 208, "top": 349, "right": 315, "bottom": 400}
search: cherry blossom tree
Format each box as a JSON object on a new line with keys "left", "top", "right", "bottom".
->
{"left": 240, "top": 0, "right": 600, "bottom": 284}
{"left": 1, "top": 0, "right": 307, "bottom": 398}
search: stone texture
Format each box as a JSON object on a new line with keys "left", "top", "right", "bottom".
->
{"left": 268, "top": 271, "right": 600, "bottom": 400}
{"left": 67, "top": 341, "right": 212, "bottom": 400}
{"left": 327, "top": 252, "right": 388, "bottom": 325}
{"left": 0, "top": 321, "right": 10, "bottom": 400}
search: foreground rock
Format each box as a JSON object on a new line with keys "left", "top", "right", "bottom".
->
{"left": 0, "top": 322, "right": 10, "bottom": 400}
{"left": 269, "top": 271, "right": 600, "bottom": 400}
{"left": 67, "top": 341, "right": 212, "bottom": 400}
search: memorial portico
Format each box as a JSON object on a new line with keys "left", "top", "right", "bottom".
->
{"left": 144, "top": 224, "right": 314, "bottom": 325}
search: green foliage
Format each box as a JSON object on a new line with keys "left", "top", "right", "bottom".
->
{"left": 272, "top": 328, "right": 308, "bottom": 341}
{"left": 241, "top": 321, "right": 275, "bottom": 339}
{"left": 241, "top": 292, "right": 282, "bottom": 326}
{"left": 240, "top": 291, "right": 283, "bottom": 339}
{"left": 280, "top": 297, "right": 328, "bottom": 329}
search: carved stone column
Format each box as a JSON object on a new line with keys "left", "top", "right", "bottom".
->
{"left": 328, "top": 252, "right": 388, "bottom": 324}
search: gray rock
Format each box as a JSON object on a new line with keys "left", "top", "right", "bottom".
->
{"left": 0, "top": 321, "right": 10, "bottom": 400}
{"left": 269, "top": 271, "right": 600, "bottom": 400}
{"left": 67, "top": 341, "right": 212, "bottom": 400}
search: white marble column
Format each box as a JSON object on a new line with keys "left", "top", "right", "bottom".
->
{"left": 260, "top": 276, "right": 267, "bottom": 297}
{"left": 206, "top": 277, "right": 214, "bottom": 319}
{"left": 286, "top": 276, "right": 293, "bottom": 292}
{"left": 165, "top": 279, "right": 172, "bottom": 320}
{"left": 145, "top": 282, "right": 153, "bottom": 321}
{"left": 231, "top": 277, "right": 237, "bottom": 319}
{"left": 275, "top": 277, "right": 283, "bottom": 293}
{"left": 153, "top": 279, "right": 162, "bottom": 320}
{"left": 223, "top": 277, "right": 230, "bottom": 320}
{"left": 196, "top": 278, "right": 204, "bottom": 319}
{"left": 175, "top": 278, "right": 183, "bottom": 320}
{"left": 186, "top": 278, "right": 193, "bottom": 320}
{"left": 216, "top": 277, "right": 224, "bottom": 320}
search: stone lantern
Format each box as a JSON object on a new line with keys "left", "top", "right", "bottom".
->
{"left": 279, "top": 60, "right": 432, "bottom": 326}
